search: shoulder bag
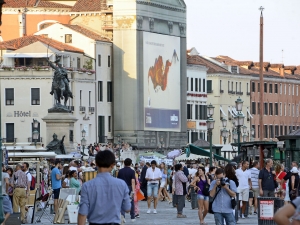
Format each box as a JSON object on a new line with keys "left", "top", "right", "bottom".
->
{"left": 208, "top": 187, "right": 221, "bottom": 214}
{"left": 201, "top": 175, "right": 210, "bottom": 196}
{"left": 289, "top": 175, "right": 299, "bottom": 200}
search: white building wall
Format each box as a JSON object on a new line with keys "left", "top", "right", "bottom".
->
{"left": 95, "top": 41, "right": 113, "bottom": 143}
{"left": 187, "top": 64, "right": 208, "bottom": 144}
{"left": 35, "top": 23, "right": 95, "bottom": 59}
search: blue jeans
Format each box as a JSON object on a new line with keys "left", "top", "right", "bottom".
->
{"left": 147, "top": 183, "right": 159, "bottom": 197}
{"left": 214, "top": 212, "right": 236, "bottom": 225}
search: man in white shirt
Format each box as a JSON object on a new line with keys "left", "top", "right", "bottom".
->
{"left": 205, "top": 163, "right": 210, "bottom": 174}
{"left": 249, "top": 161, "right": 260, "bottom": 215}
{"left": 235, "top": 161, "right": 252, "bottom": 219}
{"left": 145, "top": 160, "right": 162, "bottom": 214}
{"left": 22, "top": 162, "right": 32, "bottom": 191}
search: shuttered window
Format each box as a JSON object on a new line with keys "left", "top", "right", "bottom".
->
{"left": 31, "top": 88, "right": 40, "bottom": 105}
{"left": 6, "top": 123, "right": 14, "bottom": 143}
{"left": 5, "top": 88, "right": 14, "bottom": 105}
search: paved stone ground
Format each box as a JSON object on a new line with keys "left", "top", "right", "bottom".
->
{"left": 23, "top": 199, "right": 262, "bottom": 225}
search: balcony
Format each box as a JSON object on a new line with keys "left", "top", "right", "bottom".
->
{"left": 207, "top": 90, "right": 213, "bottom": 94}
{"left": 28, "top": 137, "right": 43, "bottom": 143}
{"left": 79, "top": 106, "right": 86, "bottom": 113}
{"left": 228, "top": 90, "right": 232, "bottom": 94}
{"left": 2, "top": 138, "right": 17, "bottom": 143}
{"left": 236, "top": 91, "right": 243, "bottom": 95}
{"left": 89, "top": 107, "right": 95, "bottom": 114}
{"left": 68, "top": 106, "right": 74, "bottom": 112}
{"left": 231, "top": 91, "right": 236, "bottom": 94}
{"left": 247, "top": 92, "right": 251, "bottom": 95}
{"left": 220, "top": 90, "right": 224, "bottom": 93}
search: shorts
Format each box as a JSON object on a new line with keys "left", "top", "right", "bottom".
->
{"left": 147, "top": 183, "right": 159, "bottom": 198}
{"left": 160, "top": 181, "right": 166, "bottom": 188}
{"left": 197, "top": 194, "right": 209, "bottom": 201}
{"left": 252, "top": 188, "right": 259, "bottom": 198}
{"left": 53, "top": 188, "right": 61, "bottom": 199}
{"left": 249, "top": 190, "right": 253, "bottom": 198}
{"left": 238, "top": 188, "right": 249, "bottom": 201}
{"left": 3, "top": 195, "right": 13, "bottom": 214}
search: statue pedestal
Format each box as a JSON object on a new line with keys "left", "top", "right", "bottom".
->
{"left": 42, "top": 112, "right": 78, "bottom": 154}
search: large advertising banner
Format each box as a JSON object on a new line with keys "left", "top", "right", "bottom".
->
{"left": 143, "top": 32, "right": 181, "bottom": 131}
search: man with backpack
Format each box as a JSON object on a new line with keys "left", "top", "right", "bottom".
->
{"left": 22, "top": 162, "right": 35, "bottom": 191}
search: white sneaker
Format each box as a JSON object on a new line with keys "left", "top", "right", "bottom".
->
{"left": 131, "top": 219, "right": 136, "bottom": 222}
{"left": 153, "top": 209, "right": 157, "bottom": 214}
{"left": 147, "top": 209, "right": 151, "bottom": 214}
{"left": 249, "top": 205, "right": 253, "bottom": 215}
{"left": 242, "top": 214, "right": 245, "bottom": 219}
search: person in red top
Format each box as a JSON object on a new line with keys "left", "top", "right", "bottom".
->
{"left": 275, "top": 164, "right": 287, "bottom": 200}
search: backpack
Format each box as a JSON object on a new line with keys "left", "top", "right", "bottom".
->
{"left": 26, "top": 172, "right": 36, "bottom": 190}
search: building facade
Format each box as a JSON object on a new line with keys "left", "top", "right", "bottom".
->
{"left": 0, "top": 35, "right": 98, "bottom": 150}
{"left": 186, "top": 48, "right": 208, "bottom": 143}
{"left": 113, "top": 0, "right": 187, "bottom": 149}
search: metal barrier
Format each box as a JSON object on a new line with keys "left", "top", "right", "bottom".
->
{"left": 257, "top": 197, "right": 284, "bottom": 225}
{"left": 190, "top": 188, "right": 198, "bottom": 209}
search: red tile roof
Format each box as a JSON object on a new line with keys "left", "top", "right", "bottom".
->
{"left": 187, "top": 55, "right": 230, "bottom": 74}
{"left": 0, "top": 35, "right": 83, "bottom": 53}
{"left": 4, "top": 0, "right": 72, "bottom": 8}
{"left": 0, "top": 42, "right": 17, "bottom": 50}
{"left": 71, "top": 0, "right": 107, "bottom": 12}
{"left": 215, "top": 55, "right": 300, "bottom": 80}
{"left": 61, "top": 24, "right": 111, "bottom": 42}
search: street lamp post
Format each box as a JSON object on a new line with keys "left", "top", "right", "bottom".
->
{"left": 32, "top": 119, "right": 40, "bottom": 147}
{"left": 221, "top": 118, "right": 228, "bottom": 144}
{"left": 206, "top": 103, "right": 215, "bottom": 167}
{"left": 234, "top": 97, "right": 245, "bottom": 155}
{"left": 81, "top": 129, "right": 87, "bottom": 157}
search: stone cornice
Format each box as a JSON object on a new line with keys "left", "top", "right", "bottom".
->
{"left": 137, "top": 1, "right": 186, "bottom": 13}
{"left": 187, "top": 64, "right": 208, "bottom": 71}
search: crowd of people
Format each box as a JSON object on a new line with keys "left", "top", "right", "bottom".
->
{"left": 4, "top": 150, "right": 300, "bottom": 225}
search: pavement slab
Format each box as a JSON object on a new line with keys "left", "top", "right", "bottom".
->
{"left": 23, "top": 199, "right": 261, "bottom": 225}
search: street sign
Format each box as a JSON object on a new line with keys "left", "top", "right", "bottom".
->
{"left": 260, "top": 200, "right": 274, "bottom": 220}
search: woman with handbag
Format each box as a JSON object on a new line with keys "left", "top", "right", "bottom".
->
{"left": 190, "top": 167, "right": 210, "bottom": 225}
{"left": 275, "top": 164, "right": 286, "bottom": 199}
{"left": 288, "top": 167, "right": 300, "bottom": 201}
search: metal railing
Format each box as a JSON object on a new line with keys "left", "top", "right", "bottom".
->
{"left": 79, "top": 106, "right": 86, "bottom": 112}
{"left": 220, "top": 90, "right": 224, "bottom": 93}
{"left": 68, "top": 106, "right": 74, "bottom": 111}
{"left": 207, "top": 90, "right": 213, "bottom": 93}
{"left": 89, "top": 107, "right": 95, "bottom": 113}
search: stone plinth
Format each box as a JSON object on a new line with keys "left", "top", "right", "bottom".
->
{"left": 42, "top": 112, "right": 78, "bottom": 154}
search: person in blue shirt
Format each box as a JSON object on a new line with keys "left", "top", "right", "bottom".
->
{"left": 78, "top": 150, "right": 131, "bottom": 225}
{"left": 209, "top": 168, "right": 237, "bottom": 225}
{"left": 51, "top": 161, "right": 63, "bottom": 214}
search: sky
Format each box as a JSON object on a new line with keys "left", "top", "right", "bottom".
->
{"left": 185, "top": 0, "right": 300, "bottom": 65}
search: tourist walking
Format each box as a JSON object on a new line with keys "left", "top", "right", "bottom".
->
{"left": 62, "top": 171, "right": 70, "bottom": 188}
{"left": 172, "top": 163, "right": 188, "bottom": 218}
{"left": 2, "top": 164, "right": 13, "bottom": 225}
{"left": 286, "top": 167, "right": 299, "bottom": 201}
{"left": 274, "top": 194, "right": 300, "bottom": 225}
{"left": 207, "top": 166, "right": 216, "bottom": 182}
{"left": 78, "top": 150, "right": 131, "bottom": 225}
{"left": 190, "top": 167, "right": 210, "bottom": 224}
{"left": 139, "top": 160, "right": 149, "bottom": 200}
{"left": 6, "top": 167, "right": 14, "bottom": 204}
{"left": 209, "top": 168, "right": 237, "bottom": 225}
{"left": 274, "top": 164, "right": 286, "bottom": 199}
{"left": 117, "top": 158, "right": 136, "bottom": 222}
{"left": 249, "top": 161, "right": 260, "bottom": 215}
{"left": 51, "top": 161, "right": 63, "bottom": 214}
{"left": 145, "top": 160, "right": 162, "bottom": 214}
{"left": 235, "top": 161, "right": 252, "bottom": 219}
{"left": 158, "top": 162, "right": 172, "bottom": 203}
{"left": 259, "top": 159, "right": 276, "bottom": 197}
{"left": 22, "top": 162, "right": 33, "bottom": 191}
{"left": 13, "top": 163, "right": 28, "bottom": 223}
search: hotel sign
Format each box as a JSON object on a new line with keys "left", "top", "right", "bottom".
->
{"left": 14, "top": 111, "right": 31, "bottom": 117}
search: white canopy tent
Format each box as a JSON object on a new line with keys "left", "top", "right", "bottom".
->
{"left": 175, "top": 153, "right": 206, "bottom": 161}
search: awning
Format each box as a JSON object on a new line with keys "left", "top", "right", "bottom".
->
{"left": 189, "top": 144, "right": 230, "bottom": 162}
{"left": 4, "top": 53, "right": 52, "bottom": 58}
{"left": 175, "top": 153, "right": 206, "bottom": 161}
{"left": 220, "top": 106, "right": 227, "bottom": 117}
{"left": 8, "top": 152, "right": 57, "bottom": 158}
{"left": 247, "top": 108, "right": 253, "bottom": 119}
{"left": 228, "top": 107, "right": 235, "bottom": 117}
